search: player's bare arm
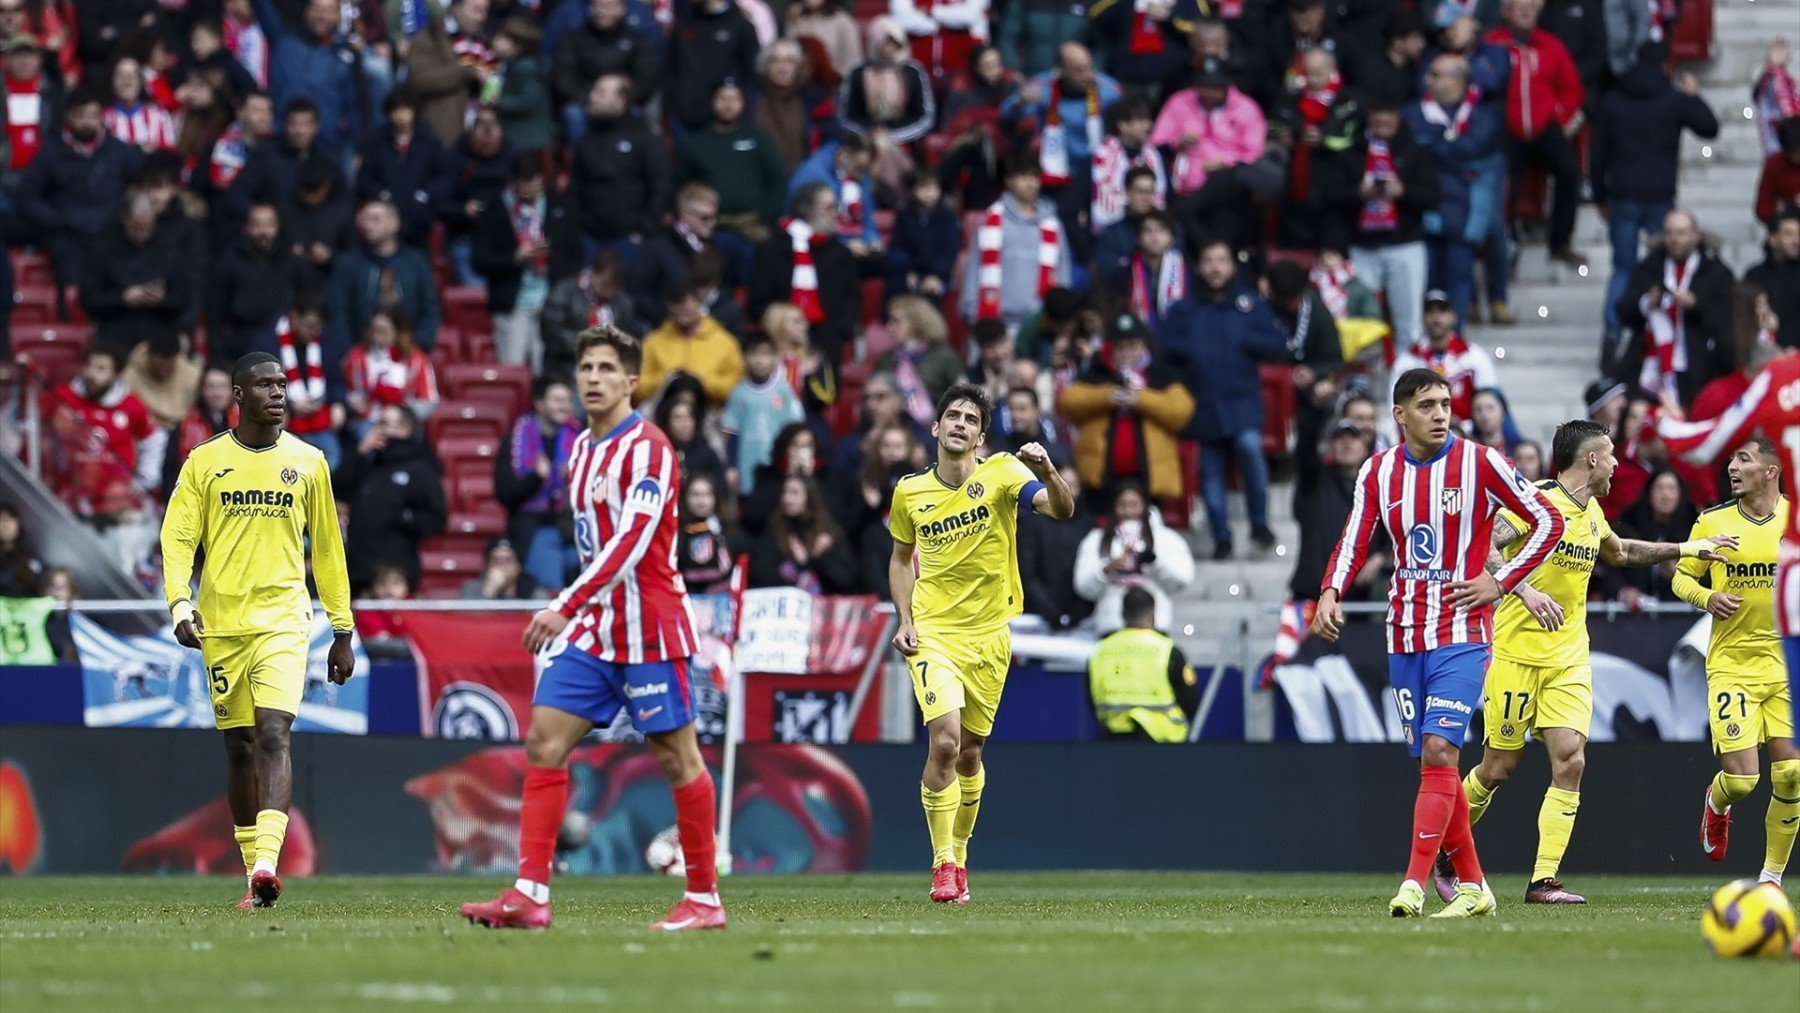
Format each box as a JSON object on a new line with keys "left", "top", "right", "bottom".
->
{"left": 889, "top": 540, "right": 919, "bottom": 656}
{"left": 1017, "top": 443, "right": 1075, "bottom": 519}
{"left": 326, "top": 632, "right": 354, "bottom": 685}
{"left": 1600, "top": 533, "right": 1736, "bottom": 567}
{"left": 1479, "top": 519, "right": 1564, "bottom": 630}
{"left": 1310, "top": 587, "right": 1344, "bottom": 643}
{"left": 523, "top": 608, "right": 572, "bottom": 654}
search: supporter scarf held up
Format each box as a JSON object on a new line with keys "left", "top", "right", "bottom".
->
{"left": 1640, "top": 252, "right": 1697, "bottom": 399}
{"left": 1040, "top": 78, "right": 1100, "bottom": 187}
{"left": 1357, "top": 140, "right": 1399, "bottom": 233}
{"left": 1289, "top": 71, "right": 1340, "bottom": 203}
{"left": 784, "top": 217, "right": 827, "bottom": 323}
{"left": 1090, "top": 136, "right": 1167, "bottom": 234}
{"left": 1128, "top": 249, "right": 1186, "bottom": 325}
{"left": 276, "top": 316, "right": 331, "bottom": 436}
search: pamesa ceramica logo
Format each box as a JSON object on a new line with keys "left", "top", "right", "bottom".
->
{"left": 432, "top": 682, "right": 520, "bottom": 740}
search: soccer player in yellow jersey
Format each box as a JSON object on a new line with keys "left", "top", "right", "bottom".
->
{"left": 888, "top": 382, "right": 1074, "bottom": 904}
{"left": 160, "top": 353, "right": 355, "bottom": 910}
{"left": 1442, "top": 420, "right": 1733, "bottom": 904}
{"left": 1674, "top": 436, "right": 1798, "bottom": 886}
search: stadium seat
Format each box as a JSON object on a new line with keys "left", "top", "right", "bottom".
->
{"left": 445, "top": 506, "right": 507, "bottom": 541}
{"left": 12, "top": 286, "right": 56, "bottom": 326}
{"left": 436, "top": 433, "right": 501, "bottom": 465}
{"left": 418, "top": 545, "right": 485, "bottom": 598}
{"left": 1669, "top": 0, "right": 1713, "bottom": 61}
{"left": 14, "top": 321, "right": 91, "bottom": 351}
{"left": 1260, "top": 364, "right": 1296, "bottom": 459}
{"left": 860, "top": 278, "right": 886, "bottom": 326}
{"left": 452, "top": 469, "right": 498, "bottom": 512}
{"left": 426, "top": 400, "right": 511, "bottom": 445}
{"left": 441, "top": 363, "right": 531, "bottom": 419}
{"left": 433, "top": 326, "right": 466, "bottom": 361}
{"left": 441, "top": 286, "right": 492, "bottom": 338}
{"left": 15, "top": 343, "right": 84, "bottom": 387}
{"left": 12, "top": 250, "right": 52, "bottom": 288}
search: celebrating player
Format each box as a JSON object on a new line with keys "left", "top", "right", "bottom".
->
{"left": 1438, "top": 419, "right": 1734, "bottom": 906}
{"left": 160, "top": 352, "right": 356, "bottom": 910}
{"left": 1666, "top": 437, "right": 1795, "bottom": 883}
{"left": 1312, "top": 368, "right": 1566, "bottom": 917}
{"left": 888, "top": 382, "right": 1074, "bottom": 904}
{"left": 460, "top": 326, "right": 723, "bottom": 932}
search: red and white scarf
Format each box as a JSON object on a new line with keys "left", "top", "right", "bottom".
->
{"left": 976, "top": 199, "right": 1060, "bottom": 320}
{"left": 104, "top": 102, "right": 177, "bottom": 151}
{"left": 577, "top": 268, "right": 616, "bottom": 328}
{"left": 1418, "top": 95, "right": 1475, "bottom": 140}
{"left": 1090, "top": 136, "right": 1166, "bottom": 234}
{"left": 209, "top": 121, "right": 249, "bottom": 189}
{"left": 1309, "top": 259, "right": 1355, "bottom": 319}
{"left": 1358, "top": 140, "right": 1399, "bottom": 233}
{"left": 507, "top": 187, "right": 548, "bottom": 275}
{"left": 1640, "top": 252, "right": 1697, "bottom": 398}
{"left": 1290, "top": 72, "right": 1340, "bottom": 201}
{"left": 4, "top": 74, "right": 45, "bottom": 171}
{"left": 1128, "top": 250, "right": 1186, "bottom": 322}
{"left": 837, "top": 169, "right": 864, "bottom": 237}
{"left": 1128, "top": 0, "right": 1167, "bottom": 55}
{"left": 785, "top": 217, "right": 826, "bottom": 323}
{"left": 1409, "top": 333, "right": 1481, "bottom": 420}
{"left": 276, "top": 316, "right": 330, "bottom": 435}
{"left": 1040, "top": 78, "right": 1101, "bottom": 187}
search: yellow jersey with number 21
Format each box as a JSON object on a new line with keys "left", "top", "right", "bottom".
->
{"left": 888, "top": 454, "right": 1043, "bottom": 635}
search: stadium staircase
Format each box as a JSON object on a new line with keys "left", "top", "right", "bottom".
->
{"left": 1167, "top": 0, "right": 1797, "bottom": 734}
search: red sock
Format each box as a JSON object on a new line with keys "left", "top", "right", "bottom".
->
{"left": 673, "top": 769, "right": 719, "bottom": 896}
{"left": 1443, "top": 773, "right": 1485, "bottom": 884}
{"left": 517, "top": 766, "right": 570, "bottom": 886}
{"left": 1405, "top": 766, "right": 1460, "bottom": 884}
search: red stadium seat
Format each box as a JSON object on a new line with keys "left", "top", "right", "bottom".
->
{"left": 445, "top": 506, "right": 507, "bottom": 541}
{"left": 441, "top": 285, "right": 492, "bottom": 338}
{"left": 1260, "top": 364, "right": 1296, "bottom": 459}
{"left": 452, "top": 469, "right": 498, "bottom": 512}
{"left": 14, "top": 322, "right": 92, "bottom": 351}
{"left": 437, "top": 433, "right": 501, "bottom": 465}
{"left": 418, "top": 545, "right": 485, "bottom": 598}
{"left": 441, "top": 363, "right": 531, "bottom": 419}
{"left": 12, "top": 250, "right": 52, "bottom": 288}
{"left": 12, "top": 287, "right": 56, "bottom": 326}
{"left": 417, "top": 571, "right": 467, "bottom": 599}
{"left": 1668, "top": 0, "right": 1713, "bottom": 62}
{"left": 860, "top": 277, "right": 886, "bottom": 326}
{"left": 433, "top": 326, "right": 466, "bottom": 362}
{"left": 16, "top": 344, "right": 84, "bottom": 388}
{"left": 426, "top": 400, "right": 511, "bottom": 445}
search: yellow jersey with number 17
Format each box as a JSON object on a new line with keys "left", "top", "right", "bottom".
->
{"left": 160, "top": 430, "right": 354, "bottom": 637}
{"left": 1674, "top": 497, "right": 1787, "bottom": 684}
{"left": 1492, "top": 481, "right": 1612, "bottom": 668}
{"left": 888, "top": 454, "right": 1043, "bottom": 634}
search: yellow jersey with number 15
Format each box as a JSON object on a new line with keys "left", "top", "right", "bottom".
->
{"left": 1492, "top": 482, "right": 1612, "bottom": 668}
{"left": 1674, "top": 497, "right": 1787, "bottom": 684}
{"left": 888, "top": 454, "right": 1043, "bottom": 635}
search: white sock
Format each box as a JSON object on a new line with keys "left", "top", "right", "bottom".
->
{"left": 252, "top": 859, "right": 276, "bottom": 876}
{"left": 514, "top": 878, "right": 550, "bottom": 904}
{"left": 1759, "top": 870, "right": 1783, "bottom": 886}
{"left": 684, "top": 891, "right": 720, "bottom": 907}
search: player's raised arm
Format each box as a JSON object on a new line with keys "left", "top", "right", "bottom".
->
{"left": 1017, "top": 443, "right": 1074, "bottom": 519}
{"left": 305, "top": 454, "right": 356, "bottom": 683}
{"left": 1599, "top": 531, "right": 1736, "bottom": 568}
{"left": 1481, "top": 448, "right": 1566, "bottom": 594}
{"left": 160, "top": 455, "right": 206, "bottom": 646}
{"left": 549, "top": 441, "right": 675, "bottom": 619}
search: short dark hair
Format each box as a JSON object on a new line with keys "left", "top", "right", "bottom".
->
{"left": 1264, "top": 259, "right": 1310, "bottom": 305}
{"left": 290, "top": 290, "right": 327, "bottom": 320}
{"left": 296, "top": 155, "right": 335, "bottom": 192}
{"left": 1123, "top": 166, "right": 1159, "bottom": 191}
{"left": 1121, "top": 586, "right": 1157, "bottom": 626}
{"left": 1747, "top": 434, "right": 1780, "bottom": 464}
{"left": 511, "top": 152, "right": 543, "bottom": 182}
{"left": 792, "top": 180, "right": 834, "bottom": 219}
{"left": 590, "top": 247, "right": 625, "bottom": 278}
{"left": 146, "top": 328, "right": 183, "bottom": 360}
{"left": 835, "top": 132, "right": 872, "bottom": 157}
{"left": 575, "top": 325, "right": 644, "bottom": 375}
{"left": 1042, "top": 287, "right": 1081, "bottom": 325}
{"left": 383, "top": 85, "right": 420, "bottom": 115}
{"left": 904, "top": 168, "right": 938, "bottom": 191}
{"left": 531, "top": 374, "right": 570, "bottom": 402}
{"left": 1006, "top": 385, "right": 1039, "bottom": 408}
{"left": 282, "top": 96, "right": 319, "bottom": 121}
{"left": 1002, "top": 148, "right": 1039, "bottom": 181}
{"left": 86, "top": 344, "right": 125, "bottom": 372}
{"left": 973, "top": 318, "right": 1009, "bottom": 349}
{"left": 67, "top": 87, "right": 107, "bottom": 112}
{"left": 742, "top": 331, "right": 775, "bottom": 354}
{"left": 1136, "top": 209, "right": 1177, "bottom": 236}
{"left": 135, "top": 151, "right": 185, "bottom": 187}
{"left": 935, "top": 381, "right": 995, "bottom": 435}
{"left": 1552, "top": 418, "right": 1611, "bottom": 472}
{"left": 1392, "top": 367, "right": 1451, "bottom": 405}
{"left": 1106, "top": 95, "right": 1153, "bottom": 131}
{"left": 232, "top": 351, "right": 280, "bottom": 386}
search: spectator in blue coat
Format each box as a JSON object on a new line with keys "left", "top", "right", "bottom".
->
{"left": 1403, "top": 53, "right": 1504, "bottom": 327}
{"left": 1160, "top": 237, "right": 1290, "bottom": 559}
{"left": 786, "top": 133, "right": 881, "bottom": 256}
{"left": 253, "top": 0, "right": 362, "bottom": 156}
{"left": 355, "top": 88, "right": 456, "bottom": 251}
{"left": 327, "top": 200, "right": 442, "bottom": 356}
{"left": 883, "top": 170, "right": 961, "bottom": 302}
{"left": 12, "top": 90, "right": 143, "bottom": 290}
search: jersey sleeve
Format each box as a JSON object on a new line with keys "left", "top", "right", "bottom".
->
{"left": 1481, "top": 447, "right": 1566, "bottom": 593}
{"left": 1670, "top": 514, "right": 1714, "bottom": 611}
{"left": 306, "top": 452, "right": 354, "bottom": 633}
{"left": 1658, "top": 368, "right": 1775, "bottom": 466}
{"left": 550, "top": 439, "right": 676, "bottom": 618}
{"left": 888, "top": 478, "right": 916, "bottom": 545}
{"left": 994, "top": 453, "right": 1045, "bottom": 512}
{"left": 1322, "top": 455, "right": 1380, "bottom": 596}
{"left": 159, "top": 452, "right": 206, "bottom": 619}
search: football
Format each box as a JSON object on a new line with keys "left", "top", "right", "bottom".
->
{"left": 645, "top": 826, "right": 685, "bottom": 876}
{"left": 1700, "top": 880, "right": 1798, "bottom": 957}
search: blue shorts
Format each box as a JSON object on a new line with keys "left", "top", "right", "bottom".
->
{"left": 533, "top": 646, "right": 694, "bottom": 735}
{"left": 1388, "top": 643, "right": 1490, "bottom": 758}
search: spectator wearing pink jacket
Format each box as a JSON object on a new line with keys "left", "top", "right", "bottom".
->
{"left": 1149, "top": 56, "right": 1268, "bottom": 255}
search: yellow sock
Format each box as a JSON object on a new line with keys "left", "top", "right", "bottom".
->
{"left": 1463, "top": 770, "right": 1497, "bottom": 826}
{"left": 1710, "top": 770, "right": 1758, "bottom": 812}
{"left": 254, "top": 809, "right": 289, "bottom": 872}
{"left": 1532, "top": 787, "right": 1580, "bottom": 882}
{"left": 920, "top": 781, "right": 960, "bottom": 868}
{"left": 1764, "top": 759, "right": 1800, "bottom": 879}
{"left": 951, "top": 766, "right": 984, "bottom": 868}
{"left": 233, "top": 825, "right": 258, "bottom": 878}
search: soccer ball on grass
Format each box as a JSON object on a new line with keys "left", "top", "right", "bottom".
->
{"left": 1700, "top": 879, "right": 1796, "bottom": 957}
{"left": 645, "top": 825, "right": 732, "bottom": 876}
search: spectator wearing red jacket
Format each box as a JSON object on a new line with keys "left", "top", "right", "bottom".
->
{"left": 1486, "top": 0, "right": 1587, "bottom": 269}
{"left": 40, "top": 345, "right": 167, "bottom": 519}
{"left": 344, "top": 307, "right": 440, "bottom": 438}
{"left": 1754, "top": 117, "right": 1800, "bottom": 227}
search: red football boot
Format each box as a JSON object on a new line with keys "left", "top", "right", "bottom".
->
{"left": 236, "top": 886, "right": 256, "bottom": 911}
{"left": 650, "top": 896, "right": 727, "bottom": 932}
{"left": 460, "top": 887, "right": 552, "bottom": 929}
{"left": 1700, "top": 786, "right": 1731, "bottom": 862}
{"left": 953, "top": 867, "right": 970, "bottom": 905}
{"left": 250, "top": 869, "right": 282, "bottom": 908}
{"left": 929, "top": 862, "right": 960, "bottom": 903}
{"left": 1524, "top": 877, "right": 1587, "bottom": 904}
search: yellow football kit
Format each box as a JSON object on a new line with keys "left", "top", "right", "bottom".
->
{"left": 889, "top": 453, "right": 1042, "bottom": 737}
{"left": 161, "top": 431, "right": 353, "bottom": 728}
{"left": 1673, "top": 497, "right": 1791, "bottom": 754}
{"left": 1486, "top": 482, "right": 1611, "bottom": 750}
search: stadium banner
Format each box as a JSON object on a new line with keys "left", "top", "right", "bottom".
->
{"left": 1271, "top": 611, "right": 1711, "bottom": 745}
{"left": 0, "top": 726, "right": 1740, "bottom": 876}
{"left": 74, "top": 613, "right": 371, "bottom": 734}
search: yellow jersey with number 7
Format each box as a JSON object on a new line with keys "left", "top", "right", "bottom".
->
{"left": 887, "top": 454, "right": 1044, "bottom": 634}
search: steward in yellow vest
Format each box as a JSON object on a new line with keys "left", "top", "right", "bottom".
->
{"left": 1087, "top": 588, "right": 1198, "bottom": 741}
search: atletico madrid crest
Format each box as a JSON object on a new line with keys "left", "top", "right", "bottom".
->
{"left": 1440, "top": 488, "right": 1463, "bottom": 516}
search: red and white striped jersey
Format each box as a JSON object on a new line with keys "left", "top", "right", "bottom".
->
{"left": 1658, "top": 354, "right": 1800, "bottom": 634}
{"left": 550, "top": 411, "right": 698, "bottom": 664}
{"left": 104, "top": 103, "right": 176, "bottom": 151}
{"left": 1323, "top": 435, "right": 1566, "bottom": 653}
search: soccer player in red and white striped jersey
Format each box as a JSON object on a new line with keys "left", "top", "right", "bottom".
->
{"left": 461, "top": 326, "right": 725, "bottom": 933}
{"left": 1313, "top": 368, "right": 1566, "bottom": 917}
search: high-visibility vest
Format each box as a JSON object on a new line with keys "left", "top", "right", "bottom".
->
{"left": 1087, "top": 626, "right": 1189, "bottom": 743}
{"left": 0, "top": 597, "right": 56, "bottom": 665}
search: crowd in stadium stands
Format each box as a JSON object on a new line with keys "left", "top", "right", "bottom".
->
{"left": 1, "top": 0, "right": 1799, "bottom": 630}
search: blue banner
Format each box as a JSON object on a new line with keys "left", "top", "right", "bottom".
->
{"left": 75, "top": 614, "right": 371, "bottom": 733}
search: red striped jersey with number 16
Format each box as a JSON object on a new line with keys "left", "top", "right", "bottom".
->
{"left": 548, "top": 411, "right": 697, "bottom": 664}
{"left": 1322, "top": 435, "right": 1566, "bottom": 654}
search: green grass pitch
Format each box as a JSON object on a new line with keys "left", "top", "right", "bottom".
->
{"left": 1, "top": 873, "right": 1793, "bottom": 1010}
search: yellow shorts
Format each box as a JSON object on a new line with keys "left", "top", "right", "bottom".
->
{"left": 1707, "top": 680, "right": 1793, "bottom": 755}
{"left": 200, "top": 629, "right": 309, "bottom": 729}
{"left": 1483, "top": 657, "right": 1592, "bottom": 750}
{"left": 909, "top": 625, "right": 1012, "bottom": 737}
